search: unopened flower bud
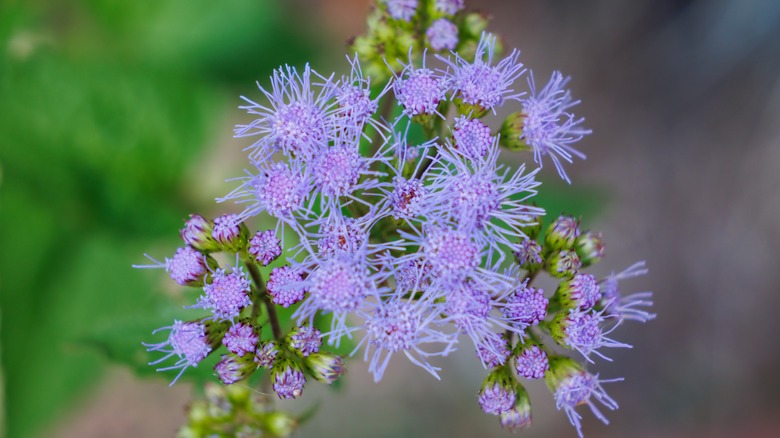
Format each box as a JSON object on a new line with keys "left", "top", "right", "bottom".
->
{"left": 272, "top": 360, "right": 306, "bottom": 399}
{"left": 513, "top": 343, "right": 549, "bottom": 380}
{"left": 169, "top": 247, "right": 218, "bottom": 287}
{"left": 478, "top": 367, "right": 516, "bottom": 415}
{"left": 248, "top": 230, "right": 282, "bottom": 266}
{"left": 262, "top": 411, "right": 299, "bottom": 437}
{"left": 214, "top": 353, "right": 257, "bottom": 385}
{"left": 254, "top": 341, "right": 280, "bottom": 369}
{"left": 545, "top": 216, "right": 580, "bottom": 252}
{"left": 212, "top": 214, "right": 249, "bottom": 252}
{"left": 463, "top": 12, "right": 489, "bottom": 38}
{"left": 499, "top": 384, "right": 532, "bottom": 432}
{"left": 287, "top": 325, "right": 322, "bottom": 357}
{"left": 180, "top": 214, "right": 219, "bottom": 253}
{"left": 575, "top": 231, "right": 605, "bottom": 267}
{"left": 514, "top": 239, "right": 543, "bottom": 272}
{"left": 499, "top": 112, "right": 530, "bottom": 151}
{"left": 222, "top": 320, "right": 260, "bottom": 357}
{"left": 546, "top": 249, "right": 581, "bottom": 279}
{"left": 305, "top": 352, "right": 346, "bottom": 384}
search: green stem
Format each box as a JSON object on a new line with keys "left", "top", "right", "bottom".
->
{"left": 246, "top": 261, "right": 283, "bottom": 341}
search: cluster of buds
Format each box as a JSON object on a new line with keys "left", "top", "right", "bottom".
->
{"left": 178, "top": 383, "right": 299, "bottom": 437}
{"left": 136, "top": 1, "right": 654, "bottom": 436}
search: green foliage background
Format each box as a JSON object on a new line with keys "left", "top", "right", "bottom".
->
{"left": 0, "top": 1, "right": 604, "bottom": 437}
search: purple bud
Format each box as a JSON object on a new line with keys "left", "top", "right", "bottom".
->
{"left": 254, "top": 341, "right": 280, "bottom": 368}
{"left": 499, "top": 386, "right": 532, "bottom": 431}
{"left": 453, "top": 116, "right": 493, "bottom": 159}
{"left": 287, "top": 325, "right": 322, "bottom": 357}
{"left": 514, "top": 239, "right": 543, "bottom": 271}
{"left": 427, "top": 18, "right": 459, "bottom": 51}
{"left": 305, "top": 352, "right": 346, "bottom": 384}
{"left": 180, "top": 214, "right": 218, "bottom": 252}
{"left": 166, "top": 247, "right": 211, "bottom": 287}
{"left": 222, "top": 322, "right": 259, "bottom": 357}
{"left": 514, "top": 344, "right": 549, "bottom": 379}
{"left": 503, "top": 283, "right": 547, "bottom": 326}
{"left": 557, "top": 273, "right": 601, "bottom": 310}
{"left": 545, "top": 216, "right": 580, "bottom": 251}
{"left": 266, "top": 266, "right": 306, "bottom": 308}
{"left": 248, "top": 230, "right": 282, "bottom": 266}
{"left": 272, "top": 362, "right": 306, "bottom": 399}
{"left": 476, "top": 336, "right": 510, "bottom": 368}
{"left": 547, "top": 249, "right": 581, "bottom": 279}
{"left": 214, "top": 353, "right": 256, "bottom": 385}
{"left": 478, "top": 369, "right": 516, "bottom": 415}
{"left": 200, "top": 267, "right": 252, "bottom": 320}
{"left": 394, "top": 62, "right": 446, "bottom": 118}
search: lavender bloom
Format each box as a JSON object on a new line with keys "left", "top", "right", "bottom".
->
{"left": 315, "top": 214, "right": 368, "bottom": 257}
{"left": 600, "top": 261, "right": 655, "bottom": 323}
{"left": 426, "top": 144, "right": 543, "bottom": 264}
{"left": 248, "top": 230, "right": 282, "bottom": 266}
{"left": 382, "top": 0, "right": 418, "bottom": 21}
{"left": 391, "top": 176, "right": 428, "bottom": 220}
{"left": 502, "top": 281, "right": 547, "bottom": 326}
{"left": 427, "top": 18, "right": 459, "bottom": 51}
{"left": 422, "top": 226, "right": 481, "bottom": 280}
{"left": 196, "top": 263, "right": 252, "bottom": 321}
{"left": 393, "top": 52, "right": 447, "bottom": 118}
{"left": 288, "top": 325, "right": 322, "bottom": 357}
{"left": 235, "top": 64, "right": 337, "bottom": 161}
{"left": 267, "top": 266, "right": 306, "bottom": 308}
{"left": 520, "top": 71, "right": 592, "bottom": 184}
{"left": 134, "top": 246, "right": 212, "bottom": 287}
{"left": 360, "top": 296, "right": 456, "bottom": 382}
{"left": 475, "top": 335, "right": 510, "bottom": 368}
{"left": 439, "top": 33, "right": 525, "bottom": 114}
{"left": 514, "top": 345, "right": 549, "bottom": 379}
{"left": 546, "top": 359, "right": 622, "bottom": 438}
{"left": 434, "top": 0, "right": 464, "bottom": 15}
{"left": 272, "top": 362, "right": 306, "bottom": 399}
{"left": 452, "top": 115, "right": 494, "bottom": 160}
{"left": 311, "top": 144, "right": 368, "bottom": 198}
{"left": 219, "top": 161, "right": 310, "bottom": 223}
{"left": 144, "top": 320, "right": 213, "bottom": 385}
{"left": 222, "top": 322, "right": 259, "bottom": 357}
{"left": 478, "top": 370, "right": 516, "bottom": 415}
{"left": 500, "top": 387, "right": 533, "bottom": 431}
{"left": 395, "top": 259, "right": 434, "bottom": 292}
{"left": 553, "top": 309, "right": 632, "bottom": 362}
{"left": 336, "top": 54, "right": 391, "bottom": 136}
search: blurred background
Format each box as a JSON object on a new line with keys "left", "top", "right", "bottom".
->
{"left": 1, "top": 0, "right": 779, "bottom": 437}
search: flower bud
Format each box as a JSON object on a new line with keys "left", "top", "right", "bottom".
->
{"left": 478, "top": 367, "right": 516, "bottom": 415}
{"left": 575, "top": 231, "right": 605, "bottom": 267}
{"left": 499, "top": 112, "right": 530, "bottom": 151}
{"left": 168, "top": 247, "right": 219, "bottom": 287}
{"left": 513, "top": 342, "right": 549, "bottom": 380}
{"left": 463, "top": 12, "right": 489, "bottom": 38}
{"left": 544, "top": 216, "right": 580, "bottom": 253}
{"left": 305, "top": 352, "right": 346, "bottom": 384}
{"left": 499, "top": 384, "right": 532, "bottom": 432}
{"left": 287, "top": 325, "right": 322, "bottom": 358}
{"left": 546, "top": 249, "right": 581, "bottom": 279}
{"left": 555, "top": 273, "right": 601, "bottom": 311}
{"left": 262, "top": 411, "right": 299, "bottom": 437}
{"left": 514, "top": 239, "right": 543, "bottom": 272}
{"left": 254, "top": 341, "right": 280, "bottom": 369}
{"left": 180, "top": 214, "right": 219, "bottom": 253}
{"left": 212, "top": 214, "right": 249, "bottom": 253}
{"left": 248, "top": 230, "right": 282, "bottom": 266}
{"left": 272, "top": 360, "right": 306, "bottom": 399}
{"left": 214, "top": 353, "right": 257, "bottom": 385}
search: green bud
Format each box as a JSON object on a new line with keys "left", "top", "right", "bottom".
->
{"left": 454, "top": 96, "right": 489, "bottom": 119}
{"left": 463, "top": 12, "right": 489, "bottom": 38}
{"left": 575, "top": 231, "right": 605, "bottom": 267}
{"left": 543, "top": 356, "right": 582, "bottom": 392}
{"left": 546, "top": 249, "right": 581, "bottom": 279}
{"left": 181, "top": 214, "right": 220, "bottom": 253}
{"left": 514, "top": 239, "right": 543, "bottom": 272}
{"left": 305, "top": 352, "right": 346, "bottom": 384}
{"left": 351, "top": 35, "right": 377, "bottom": 59}
{"left": 544, "top": 216, "right": 580, "bottom": 253}
{"left": 499, "top": 384, "right": 532, "bottom": 431}
{"left": 213, "top": 214, "right": 249, "bottom": 253}
{"left": 499, "top": 111, "right": 530, "bottom": 151}
{"left": 262, "top": 411, "right": 299, "bottom": 437}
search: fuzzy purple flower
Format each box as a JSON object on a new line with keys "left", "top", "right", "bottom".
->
{"left": 167, "top": 247, "right": 209, "bottom": 286}
{"left": 479, "top": 382, "right": 516, "bottom": 415}
{"left": 390, "top": 176, "right": 428, "bottom": 220}
{"left": 249, "top": 230, "right": 282, "bottom": 266}
{"left": 394, "top": 54, "right": 446, "bottom": 117}
{"left": 476, "top": 336, "right": 510, "bottom": 368}
{"left": 452, "top": 115, "right": 493, "bottom": 159}
{"left": 520, "top": 71, "right": 591, "bottom": 184}
{"left": 144, "top": 320, "right": 213, "bottom": 385}
{"left": 553, "top": 309, "right": 631, "bottom": 362}
{"left": 434, "top": 0, "right": 464, "bottom": 15}
{"left": 198, "top": 265, "right": 252, "bottom": 321}
{"left": 272, "top": 362, "right": 306, "bottom": 399}
{"left": 600, "top": 261, "right": 656, "bottom": 323}
{"left": 266, "top": 266, "right": 306, "bottom": 308}
{"left": 382, "top": 0, "right": 418, "bottom": 21}
{"left": 427, "top": 18, "right": 459, "bottom": 51}
{"left": 423, "top": 227, "right": 481, "bottom": 279}
{"left": 515, "top": 345, "right": 549, "bottom": 379}
{"left": 564, "top": 273, "right": 601, "bottom": 311}
{"left": 439, "top": 33, "right": 525, "bottom": 114}
{"left": 222, "top": 322, "right": 259, "bottom": 357}
{"left": 254, "top": 341, "right": 279, "bottom": 368}
{"left": 503, "top": 283, "right": 547, "bottom": 326}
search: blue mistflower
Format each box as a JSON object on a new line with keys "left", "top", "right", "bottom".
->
{"left": 195, "top": 263, "right": 252, "bottom": 321}
{"left": 427, "top": 18, "right": 459, "bottom": 52}
{"left": 235, "top": 64, "right": 338, "bottom": 161}
{"left": 434, "top": 0, "right": 464, "bottom": 15}
{"left": 549, "top": 368, "right": 622, "bottom": 438}
{"left": 558, "top": 309, "right": 632, "bottom": 363}
{"left": 520, "top": 71, "right": 592, "bottom": 184}
{"left": 223, "top": 322, "right": 259, "bottom": 357}
{"left": 515, "top": 345, "right": 549, "bottom": 379}
{"left": 144, "top": 320, "right": 212, "bottom": 385}
{"left": 452, "top": 115, "right": 493, "bottom": 159}
{"left": 393, "top": 52, "right": 447, "bottom": 118}
{"left": 382, "top": 0, "right": 418, "bottom": 21}
{"left": 439, "top": 33, "right": 525, "bottom": 114}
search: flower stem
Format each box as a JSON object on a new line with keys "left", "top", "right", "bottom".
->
{"left": 246, "top": 261, "right": 283, "bottom": 341}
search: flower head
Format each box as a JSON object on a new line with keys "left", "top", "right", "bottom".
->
{"left": 520, "top": 71, "right": 591, "bottom": 183}
{"left": 502, "top": 282, "right": 547, "bottom": 326}
{"left": 514, "top": 344, "right": 549, "bottom": 379}
{"left": 439, "top": 33, "right": 525, "bottom": 114}
{"left": 272, "top": 361, "right": 306, "bottom": 399}
{"left": 144, "top": 320, "right": 219, "bottom": 385}
{"left": 254, "top": 341, "right": 280, "bottom": 368}
{"left": 222, "top": 322, "right": 259, "bottom": 357}
{"left": 478, "top": 369, "right": 516, "bottom": 415}
{"left": 551, "top": 309, "right": 631, "bottom": 362}
{"left": 452, "top": 115, "right": 494, "bottom": 159}
{"left": 248, "top": 230, "right": 282, "bottom": 266}
{"left": 267, "top": 266, "right": 307, "bottom": 307}
{"left": 288, "top": 325, "right": 322, "bottom": 357}
{"left": 393, "top": 53, "right": 447, "bottom": 118}
{"left": 427, "top": 18, "right": 459, "bottom": 51}
{"left": 180, "top": 214, "right": 218, "bottom": 253}
{"left": 198, "top": 264, "right": 252, "bottom": 321}
{"left": 600, "top": 261, "right": 655, "bottom": 323}
{"left": 382, "top": 0, "right": 418, "bottom": 21}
